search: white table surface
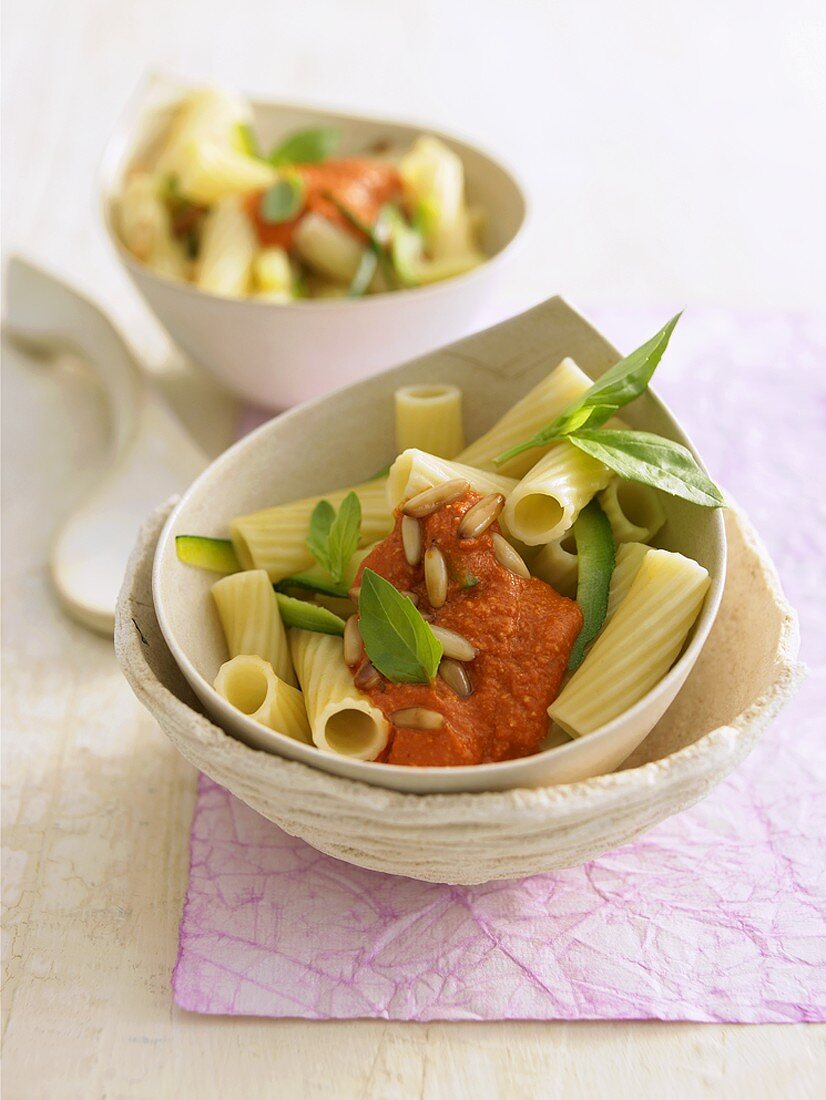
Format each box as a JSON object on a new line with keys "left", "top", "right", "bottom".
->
{"left": 2, "top": 2, "right": 824, "bottom": 1097}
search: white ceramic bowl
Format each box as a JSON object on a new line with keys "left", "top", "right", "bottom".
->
{"left": 99, "top": 75, "right": 528, "bottom": 408}
{"left": 150, "top": 297, "right": 727, "bottom": 794}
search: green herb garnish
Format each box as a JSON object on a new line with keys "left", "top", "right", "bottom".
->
{"left": 568, "top": 430, "right": 725, "bottom": 508}
{"left": 495, "top": 314, "right": 724, "bottom": 509}
{"left": 568, "top": 500, "right": 615, "bottom": 671}
{"left": 269, "top": 127, "right": 340, "bottom": 166}
{"left": 260, "top": 176, "right": 305, "bottom": 223}
{"left": 358, "top": 569, "right": 443, "bottom": 683}
{"left": 305, "top": 492, "right": 362, "bottom": 585}
{"left": 498, "top": 314, "right": 681, "bottom": 463}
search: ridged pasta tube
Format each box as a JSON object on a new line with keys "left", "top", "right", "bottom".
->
{"left": 399, "top": 136, "right": 476, "bottom": 261}
{"left": 253, "top": 247, "right": 294, "bottom": 294}
{"left": 549, "top": 549, "right": 711, "bottom": 737}
{"left": 387, "top": 449, "right": 517, "bottom": 510}
{"left": 118, "top": 172, "right": 188, "bottom": 278}
{"left": 531, "top": 533, "right": 578, "bottom": 596}
{"left": 503, "top": 441, "right": 613, "bottom": 546}
{"left": 177, "top": 139, "right": 276, "bottom": 205}
{"left": 599, "top": 479, "right": 667, "bottom": 544}
{"left": 293, "top": 212, "right": 363, "bottom": 283}
{"left": 211, "top": 569, "right": 296, "bottom": 685}
{"left": 604, "top": 542, "right": 650, "bottom": 622}
{"left": 230, "top": 479, "right": 393, "bottom": 582}
{"left": 289, "top": 630, "right": 390, "bottom": 760}
{"left": 196, "top": 196, "right": 258, "bottom": 297}
{"left": 394, "top": 384, "right": 465, "bottom": 459}
{"left": 457, "top": 358, "right": 594, "bottom": 477}
{"left": 155, "top": 88, "right": 251, "bottom": 179}
{"left": 214, "top": 654, "right": 311, "bottom": 744}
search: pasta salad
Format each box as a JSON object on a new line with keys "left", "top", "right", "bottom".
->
{"left": 178, "top": 315, "right": 723, "bottom": 768}
{"left": 117, "top": 87, "right": 486, "bottom": 301}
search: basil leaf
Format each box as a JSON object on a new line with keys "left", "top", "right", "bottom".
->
{"left": 569, "top": 499, "right": 615, "bottom": 670}
{"left": 306, "top": 499, "right": 335, "bottom": 571}
{"left": 326, "top": 491, "right": 362, "bottom": 584}
{"left": 358, "top": 569, "right": 443, "bottom": 683}
{"left": 496, "top": 313, "right": 682, "bottom": 463}
{"left": 235, "top": 122, "right": 260, "bottom": 159}
{"left": 260, "top": 177, "right": 305, "bottom": 223}
{"left": 569, "top": 430, "right": 725, "bottom": 508}
{"left": 269, "top": 126, "right": 340, "bottom": 166}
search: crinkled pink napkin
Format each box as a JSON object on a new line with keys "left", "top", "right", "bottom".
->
{"left": 175, "top": 308, "right": 825, "bottom": 1022}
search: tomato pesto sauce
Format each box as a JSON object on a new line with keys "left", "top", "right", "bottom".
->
{"left": 246, "top": 159, "right": 402, "bottom": 250}
{"left": 353, "top": 490, "right": 583, "bottom": 768}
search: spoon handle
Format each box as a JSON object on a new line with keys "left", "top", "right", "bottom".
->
{"left": 4, "top": 256, "right": 208, "bottom": 635}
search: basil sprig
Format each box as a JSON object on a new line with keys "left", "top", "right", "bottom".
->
{"left": 497, "top": 314, "right": 681, "bottom": 463}
{"left": 495, "top": 314, "right": 724, "bottom": 509}
{"left": 358, "top": 569, "right": 443, "bottom": 683}
{"left": 260, "top": 176, "right": 305, "bottom": 223}
{"left": 269, "top": 127, "right": 340, "bottom": 166}
{"left": 306, "top": 492, "right": 362, "bottom": 584}
{"left": 569, "top": 430, "right": 724, "bottom": 507}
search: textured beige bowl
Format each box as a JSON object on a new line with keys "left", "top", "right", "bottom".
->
{"left": 148, "top": 298, "right": 725, "bottom": 794}
{"left": 116, "top": 498, "right": 801, "bottom": 884}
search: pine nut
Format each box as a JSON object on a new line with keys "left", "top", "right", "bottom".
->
{"left": 349, "top": 585, "right": 361, "bottom": 603}
{"left": 402, "top": 478, "right": 469, "bottom": 518}
{"left": 401, "top": 515, "right": 423, "bottom": 565}
{"left": 354, "top": 661, "right": 381, "bottom": 689}
{"left": 424, "top": 545, "right": 448, "bottom": 608}
{"left": 439, "top": 658, "right": 473, "bottom": 698}
{"left": 458, "top": 493, "right": 505, "bottom": 539}
{"left": 430, "top": 624, "right": 477, "bottom": 661}
{"left": 390, "top": 707, "right": 444, "bottom": 730}
{"left": 492, "top": 533, "right": 531, "bottom": 579}
{"left": 343, "top": 615, "right": 362, "bottom": 666}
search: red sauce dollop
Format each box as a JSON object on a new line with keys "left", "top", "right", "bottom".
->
{"left": 245, "top": 159, "right": 403, "bottom": 250}
{"left": 353, "top": 491, "right": 583, "bottom": 767}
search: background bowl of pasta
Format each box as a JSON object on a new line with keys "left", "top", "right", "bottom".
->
{"left": 116, "top": 296, "right": 801, "bottom": 882}
{"left": 100, "top": 76, "right": 527, "bottom": 408}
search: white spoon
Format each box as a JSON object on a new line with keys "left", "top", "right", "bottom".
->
{"left": 4, "top": 257, "right": 208, "bottom": 635}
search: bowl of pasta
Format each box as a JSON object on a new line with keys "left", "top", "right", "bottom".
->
{"left": 100, "top": 76, "right": 527, "bottom": 408}
{"left": 116, "top": 297, "right": 801, "bottom": 882}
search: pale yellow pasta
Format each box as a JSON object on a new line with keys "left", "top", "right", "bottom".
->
{"left": 196, "top": 196, "right": 258, "bottom": 297}
{"left": 289, "top": 630, "right": 390, "bottom": 759}
{"left": 549, "top": 549, "right": 710, "bottom": 737}
{"left": 293, "top": 212, "right": 363, "bottom": 283}
{"left": 387, "top": 449, "right": 516, "bottom": 510}
{"left": 394, "top": 384, "right": 464, "bottom": 459}
{"left": 503, "top": 441, "right": 612, "bottom": 546}
{"left": 211, "top": 569, "right": 295, "bottom": 685}
{"left": 399, "top": 136, "right": 475, "bottom": 261}
{"left": 599, "top": 479, "right": 667, "bottom": 544}
{"left": 177, "top": 138, "right": 276, "bottom": 205}
{"left": 253, "top": 247, "right": 293, "bottom": 293}
{"left": 604, "top": 542, "right": 650, "bottom": 622}
{"left": 230, "top": 480, "right": 393, "bottom": 582}
{"left": 118, "top": 172, "right": 188, "bottom": 278}
{"left": 155, "top": 87, "right": 251, "bottom": 179}
{"left": 457, "top": 358, "right": 594, "bottom": 477}
{"left": 213, "top": 654, "right": 311, "bottom": 743}
{"left": 531, "top": 533, "right": 578, "bottom": 596}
